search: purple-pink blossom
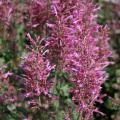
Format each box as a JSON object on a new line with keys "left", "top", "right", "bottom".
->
{"left": 48, "top": 0, "right": 112, "bottom": 119}
{"left": 28, "top": 0, "right": 51, "bottom": 30}
{"left": 22, "top": 34, "right": 55, "bottom": 99}
{"left": 0, "top": 0, "right": 13, "bottom": 26}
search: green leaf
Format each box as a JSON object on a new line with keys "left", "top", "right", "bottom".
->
{"left": 53, "top": 100, "right": 59, "bottom": 110}
{"left": 56, "top": 111, "right": 64, "bottom": 120}
{"left": 72, "top": 111, "right": 80, "bottom": 120}
{"left": 60, "top": 84, "right": 69, "bottom": 97}
{"left": 7, "top": 104, "right": 16, "bottom": 112}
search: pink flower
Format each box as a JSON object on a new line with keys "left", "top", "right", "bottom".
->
{"left": 22, "top": 34, "right": 55, "bottom": 99}
{"left": 28, "top": 0, "right": 51, "bottom": 30}
{"left": 48, "top": 0, "right": 112, "bottom": 119}
{"left": 22, "top": 52, "right": 54, "bottom": 98}
{"left": 0, "top": 0, "right": 13, "bottom": 26}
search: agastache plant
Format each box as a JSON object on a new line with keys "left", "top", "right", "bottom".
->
{"left": 47, "top": 0, "right": 112, "bottom": 119}
{"left": 0, "top": 0, "right": 112, "bottom": 119}
{"left": 0, "top": 0, "right": 13, "bottom": 26}
{"left": 21, "top": 33, "right": 55, "bottom": 110}
{"left": 28, "top": 0, "right": 51, "bottom": 31}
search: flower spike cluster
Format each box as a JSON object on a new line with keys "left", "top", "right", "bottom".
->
{"left": 47, "top": 0, "right": 112, "bottom": 119}
{"left": 22, "top": 34, "right": 55, "bottom": 99}
{"left": 28, "top": 0, "right": 51, "bottom": 30}
{"left": 0, "top": 0, "right": 13, "bottom": 26}
{"left": 0, "top": 0, "right": 112, "bottom": 119}
{"left": 22, "top": 0, "right": 111, "bottom": 119}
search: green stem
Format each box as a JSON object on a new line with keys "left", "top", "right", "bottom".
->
{"left": 77, "top": 113, "right": 80, "bottom": 120}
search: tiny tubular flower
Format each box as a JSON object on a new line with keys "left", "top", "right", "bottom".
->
{"left": 48, "top": 0, "right": 112, "bottom": 119}
{"left": 22, "top": 34, "right": 55, "bottom": 106}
